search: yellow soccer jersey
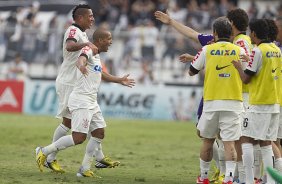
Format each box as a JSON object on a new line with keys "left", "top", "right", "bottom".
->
{"left": 191, "top": 40, "right": 244, "bottom": 101}
{"left": 246, "top": 42, "right": 281, "bottom": 105}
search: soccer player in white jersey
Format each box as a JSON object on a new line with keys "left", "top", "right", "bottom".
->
{"left": 36, "top": 28, "right": 135, "bottom": 176}
{"left": 232, "top": 19, "right": 281, "bottom": 184}
{"left": 43, "top": 4, "right": 98, "bottom": 173}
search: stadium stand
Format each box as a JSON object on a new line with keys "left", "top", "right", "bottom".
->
{"left": 0, "top": 0, "right": 281, "bottom": 85}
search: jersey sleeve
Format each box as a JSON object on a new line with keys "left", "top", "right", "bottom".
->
{"left": 198, "top": 34, "right": 214, "bottom": 46}
{"left": 191, "top": 46, "right": 207, "bottom": 72}
{"left": 245, "top": 47, "right": 262, "bottom": 74}
{"left": 79, "top": 46, "right": 92, "bottom": 60}
{"left": 235, "top": 38, "right": 251, "bottom": 56}
{"left": 66, "top": 27, "right": 80, "bottom": 42}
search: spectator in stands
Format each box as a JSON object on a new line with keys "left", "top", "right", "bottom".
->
{"left": 6, "top": 53, "right": 28, "bottom": 81}
{"left": 138, "top": 19, "right": 159, "bottom": 84}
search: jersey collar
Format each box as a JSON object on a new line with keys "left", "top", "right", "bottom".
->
{"left": 72, "top": 23, "right": 85, "bottom": 32}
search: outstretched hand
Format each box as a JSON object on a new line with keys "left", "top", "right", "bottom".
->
{"left": 179, "top": 53, "right": 194, "bottom": 63}
{"left": 232, "top": 60, "right": 242, "bottom": 70}
{"left": 240, "top": 54, "right": 250, "bottom": 63}
{"left": 154, "top": 10, "right": 171, "bottom": 24}
{"left": 120, "top": 74, "right": 135, "bottom": 88}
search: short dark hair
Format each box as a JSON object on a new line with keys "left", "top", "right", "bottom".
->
{"left": 227, "top": 8, "right": 249, "bottom": 32}
{"left": 72, "top": 4, "right": 91, "bottom": 20}
{"left": 213, "top": 17, "right": 232, "bottom": 39}
{"left": 93, "top": 27, "right": 110, "bottom": 42}
{"left": 249, "top": 19, "right": 269, "bottom": 40}
{"left": 265, "top": 19, "right": 278, "bottom": 42}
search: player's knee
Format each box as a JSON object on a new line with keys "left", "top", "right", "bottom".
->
{"left": 62, "top": 117, "right": 71, "bottom": 129}
{"left": 72, "top": 132, "right": 87, "bottom": 145}
{"left": 91, "top": 128, "right": 105, "bottom": 139}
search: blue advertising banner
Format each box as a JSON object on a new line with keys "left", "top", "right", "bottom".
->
{"left": 23, "top": 80, "right": 203, "bottom": 121}
{"left": 98, "top": 84, "right": 202, "bottom": 121}
{"left": 24, "top": 80, "right": 58, "bottom": 115}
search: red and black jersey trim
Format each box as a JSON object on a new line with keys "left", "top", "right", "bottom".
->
{"left": 72, "top": 23, "right": 84, "bottom": 32}
{"left": 244, "top": 69, "right": 256, "bottom": 76}
{"left": 190, "top": 65, "right": 200, "bottom": 74}
{"left": 80, "top": 53, "right": 88, "bottom": 60}
{"left": 66, "top": 37, "right": 77, "bottom": 42}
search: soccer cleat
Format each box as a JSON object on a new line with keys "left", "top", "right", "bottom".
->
{"left": 44, "top": 160, "right": 65, "bottom": 173}
{"left": 95, "top": 156, "right": 120, "bottom": 168}
{"left": 76, "top": 167, "right": 101, "bottom": 178}
{"left": 254, "top": 178, "right": 263, "bottom": 184}
{"left": 196, "top": 176, "right": 210, "bottom": 184}
{"left": 214, "top": 174, "right": 224, "bottom": 184}
{"left": 35, "top": 147, "right": 47, "bottom": 172}
{"left": 210, "top": 167, "right": 220, "bottom": 182}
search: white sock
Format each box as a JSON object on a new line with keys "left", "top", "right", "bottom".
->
{"left": 212, "top": 141, "right": 220, "bottom": 169}
{"left": 224, "top": 161, "right": 236, "bottom": 182}
{"left": 275, "top": 158, "right": 282, "bottom": 172}
{"left": 253, "top": 144, "right": 261, "bottom": 179}
{"left": 47, "top": 123, "right": 70, "bottom": 162}
{"left": 42, "top": 135, "right": 75, "bottom": 156}
{"left": 260, "top": 145, "right": 275, "bottom": 184}
{"left": 92, "top": 137, "right": 104, "bottom": 161}
{"left": 200, "top": 158, "right": 210, "bottom": 179}
{"left": 217, "top": 140, "right": 226, "bottom": 175}
{"left": 81, "top": 137, "right": 96, "bottom": 171}
{"left": 242, "top": 143, "right": 254, "bottom": 184}
{"left": 237, "top": 161, "right": 246, "bottom": 183}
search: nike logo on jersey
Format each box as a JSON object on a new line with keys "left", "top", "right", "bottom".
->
{"left": 272, "top": 67, "right": 278, "bottom": 73}
{"left": 216, "top": 64, "right": 231, "bottom": 70}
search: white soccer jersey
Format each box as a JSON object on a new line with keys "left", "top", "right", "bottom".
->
{"left": 68, "top": 46, "right": 102, "bottom": 110}
{"left": 56, "top": 24, "right": 89, "bottom": 86}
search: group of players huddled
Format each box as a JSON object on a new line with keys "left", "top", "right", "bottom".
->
{"left": 33, "top": 3, "right": 282, "bottom": 184}
{"left": 156, "top": 6, "right": 282, "bottom": 184}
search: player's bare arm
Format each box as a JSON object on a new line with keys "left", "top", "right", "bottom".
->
{"left": 232, "top": 60, "right": 251, "bottom": 84}
{"left": 154, "top": 10, "right": 200, "bottom": 43}
{"left": 66, "top": 40, "right": 98, "bottom": 54}
{"left": 179, "top": 53, "right": 195, "bottom": 63}
{"left": 102, "top": 72, "right": 135, "bottom": 88}
{"left": 76, "top": 56, "right": 88, "bottom": 76}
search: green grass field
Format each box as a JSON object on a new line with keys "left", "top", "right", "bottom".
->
{"left": 0, "top": 113, "right": 203, "bottom": 184}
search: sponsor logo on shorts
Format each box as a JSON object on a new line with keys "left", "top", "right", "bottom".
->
{"left": 82, "top": 118, "right": 89, "bottom": 128}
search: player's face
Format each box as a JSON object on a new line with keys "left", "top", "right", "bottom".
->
{"left": 81, "top": 9, "right": 94, "bottom": 30}
{"left": 101, "top": 33, "right": 112, "bottom": 52}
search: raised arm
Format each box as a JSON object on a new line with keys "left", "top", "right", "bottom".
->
{"left": 102, "top": 72, "right": 135, "bottom": 88}
{"left": 154, "top": 10, "right": 200, "bottom": 43}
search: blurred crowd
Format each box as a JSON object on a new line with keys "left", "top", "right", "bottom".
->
{"left": 0, "top": 0, "right": 281, "bottom": 84}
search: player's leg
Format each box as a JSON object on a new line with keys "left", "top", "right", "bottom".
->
{"left": 36, "top": 109, "right": 90, "bottom": 172}
{"left": 196, "top": 111, "right": 219, "bottom": 184}
{"left": 220, "top": 111, "right": 241, "bottom": 184}
{"left": 45, "top": 83, "right": 73, "bottom": 171}
{"left": 259, "top": 113, "right": 279, "bottom": 184}
{"left": 274, "top": 140, "right": 282, "bottom": 172}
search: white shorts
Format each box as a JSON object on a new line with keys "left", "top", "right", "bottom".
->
{"left": 242, "top": 112, "right": 279, "bottom": 141}
{"left": 56, "top": 82, "right": 74, "bottom": 119}
{"left": 70, "top": 105, "right": 106, "bottom": 134}
{"left": 240, "top": 93, "right": 249, "bottom": 130}
{"left": 276, "top": 107, "right": 282, "bottom": 139}
{"left": 197, "top": 111, "right": 241, "bottom": 141}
